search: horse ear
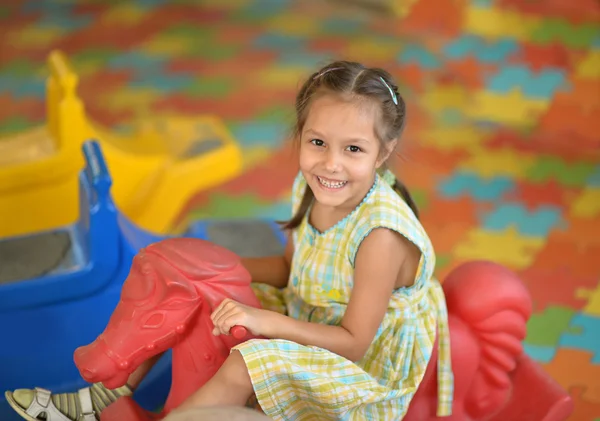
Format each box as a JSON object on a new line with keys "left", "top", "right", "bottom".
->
{"left": 121, "top": 254, "right": 156, "bottom": 302}
{"left": 162, "top": 278, "right": 200, "bottom": 304}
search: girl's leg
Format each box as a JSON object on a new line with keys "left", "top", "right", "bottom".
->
{"left": 8, "top": 352, "right": 164, "bottom": 420}
{"left": 173, "top": 351, "right": 254, "bottom": 412}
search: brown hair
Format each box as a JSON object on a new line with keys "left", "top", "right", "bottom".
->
{"left": 281, "top": 60, "right": 419, "bottom": 230}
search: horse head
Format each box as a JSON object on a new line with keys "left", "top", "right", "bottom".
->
{"left": 73, "top": 238, "right": 260, "bottom": 390}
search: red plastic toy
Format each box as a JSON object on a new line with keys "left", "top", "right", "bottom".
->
{"left": 73, "top": 238, "right": 259, "bottom": 419}
{"left": 72, "top": 238, "right": 573, "bottom": 421}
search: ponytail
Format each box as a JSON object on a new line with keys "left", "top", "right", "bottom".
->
{"left": 279, "top": 187, "right": 314, "bottom": 230}
{"left": 392, "top": 179, "right": 419, "bottom": 220}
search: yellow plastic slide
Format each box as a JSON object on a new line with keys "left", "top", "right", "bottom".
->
{"left": 0, "top": 50, "right": 243, "bottom": 238}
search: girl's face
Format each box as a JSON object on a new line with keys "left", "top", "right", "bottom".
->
{"left": 299, "top": 94, "right": 391, "bottom": 212}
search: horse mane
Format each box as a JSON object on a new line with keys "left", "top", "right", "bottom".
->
{"left": 444, "top": 262, "right": 533, "bottom": 416}
{"left": 140, "top": 238, "right": 255, "bottom": 311}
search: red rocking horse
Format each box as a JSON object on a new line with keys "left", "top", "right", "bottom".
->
{"left": 72, "top": 238, "right": 573, "bottom": 421}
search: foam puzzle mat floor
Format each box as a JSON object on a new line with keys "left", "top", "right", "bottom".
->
{"left": 0, "top": 0, "right": 599, "bottom": 419}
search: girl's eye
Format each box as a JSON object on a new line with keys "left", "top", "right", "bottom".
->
{"left": 347, "top": 145, "right": 361, "bottom": 153}
{"left": 310, "top": 139, "right": 324, "bottom": 147}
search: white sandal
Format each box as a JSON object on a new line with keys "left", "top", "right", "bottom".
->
{"left": 5, "top": 387, "right": 96, "bottom": 421}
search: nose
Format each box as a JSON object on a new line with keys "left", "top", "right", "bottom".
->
{"left": 324, "top": 150, "right": 341, "bottom": 173}
{"left": 73, "top": 339, "right": 117, "bottom": 383}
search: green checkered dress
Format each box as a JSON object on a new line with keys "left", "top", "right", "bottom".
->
{"left": 234, "top": 170, "right": 453, "bottom": 420}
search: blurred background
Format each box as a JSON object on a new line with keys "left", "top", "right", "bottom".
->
{"left": 0, "top": 0, "right": 599, "bottom": 420}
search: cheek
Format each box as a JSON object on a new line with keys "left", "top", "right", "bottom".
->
{"left": 299, "top": 148, "right": 318, "bottom": 170}
{"left": 348, "top": 157, "right": 378, "bottom": 180}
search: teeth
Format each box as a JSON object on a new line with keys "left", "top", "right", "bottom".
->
{"left": 318, "top": 176, "right": 347, "bottom": 189}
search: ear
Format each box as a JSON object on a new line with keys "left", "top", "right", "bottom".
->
{"left": 376, "top": 139, "right": 398, "bottom": 168}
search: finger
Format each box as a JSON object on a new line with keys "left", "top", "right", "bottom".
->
{"left": 218, "top": 313, "right": 244, "bottom": 336}
{"left": 212, "top": 301, "right": 238, "bottom": 329}
{"left": 211, "top": 298, "right": 234, "bottom": 323}
{"left": 216, "top": 307, "right": 243, "bottom": 335}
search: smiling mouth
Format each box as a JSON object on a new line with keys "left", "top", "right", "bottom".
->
{"left": 317, "top": 176, "right": 347, "bottom": 189}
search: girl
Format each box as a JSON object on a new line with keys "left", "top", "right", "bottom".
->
{"left": 7, "top": 61, "right": 453, "bottom": 421}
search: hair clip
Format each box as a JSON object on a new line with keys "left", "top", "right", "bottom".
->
{"left": 313, "top": 67, "right": 343, "bottom": 80}
{"left": 379, "top": 77, "right": 398, "bottom": 105}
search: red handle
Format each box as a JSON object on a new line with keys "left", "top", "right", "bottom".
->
{"left": 230, "top": 325, "right": 248, "bottom": 339}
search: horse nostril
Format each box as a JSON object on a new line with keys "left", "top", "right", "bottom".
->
{"left": 82, "top": 369, "right": 96, "bottom": 380}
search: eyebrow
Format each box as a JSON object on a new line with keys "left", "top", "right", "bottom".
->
{"left": 304, "top": 128, "right": 371, "bottom": 144}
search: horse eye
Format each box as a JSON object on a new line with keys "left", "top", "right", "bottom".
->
{"left": 142, "top": 312, "right": 165, "bottom": 329}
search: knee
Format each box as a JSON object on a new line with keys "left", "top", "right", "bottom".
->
{"left": 220, "top": 351, "right": 252, "bottom": 389}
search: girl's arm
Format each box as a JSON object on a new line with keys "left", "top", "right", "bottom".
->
{"left": 263, "top": 228, "right": 413, "bottom": 362}
{"left": 239, "top": 235, "right": 294, "bottom": 289}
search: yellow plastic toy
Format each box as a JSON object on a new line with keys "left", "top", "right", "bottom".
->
{"left": 0, "top": 50, "right": 243, "bottom": 238}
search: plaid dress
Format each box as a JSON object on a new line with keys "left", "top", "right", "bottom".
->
{"left": 233, "top": 170, "right": 453, "bottom": 420}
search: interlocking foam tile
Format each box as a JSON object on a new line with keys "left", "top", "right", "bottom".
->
{"left": 553, "top": 78, "right": 600, "bottom": 115}
{"left": 542, "top": 349, "right": 600, "bottom": 403}
{"left": 575, "top": 50, "right": 600, "bottom": 79}
{"left": 443, "top": 56, "right": 494, "bottom": 89}
{"left": 398, "top": 42, "right": 441, "bottom": 69}
{"left": 526, "top": 156, "right": 597, "bottom": 188}
{"left": 458, "top": 147, "right": 537, "bottom": 179}
{"left": 577, "top": 281, "right": 600, "bottom": 318}
{"left": 438, "top": 171, "right": 515, "bottom": 201}
{"left": 481, "top": 203, "right": 563, "bottom": 237}
{"left": 228, "top": 121, "right": 290, "bottom": 149}
{"left": 101, "top": 87, "right": 163, "bottom": 113}
{"left": 531, "top": 18, "right": 599, "bottom": 49}
{"left": 505, "top": 179, "right": 576, "bottom": 210}
{"left": 560, "top": 314, "right": 600, "bottom": 363}
{"left": 69, "top": 48, "right": 121, "bottom": 77}
{"left": 464, "top": 89, "right": 549, "bottom": 126}
{"left": 485, "top": 65, "right": 567, "bottom": 99}
{"left": 498, "top": 0, "right": 600, "bottom": 24}
{"left": 520, "top": 266, "right": 598, "bottom": 312}
{"left": 531, "top": 233, "right": 600, "bottom": 280}
{"left": 418, "top": 124, "right": 489, "bottom": 153}
{"left": 422, "top": 195, "right": 491, "bottom": 249}
{"left": 563, "top": 218, "right": 600, "bottom": 249}
{"left": 567, "top": 387, "right": 600, "bottom": 421}
{"left": 453, "top": 227, "right": 545, "bottom": 270}
{"left": 266, "top": 13, "right": 320, "bottom": 37}
{"left": 443, "top": 34, "right": 519, "bottom": 63}
{"left": 0, "top": 115, "right": 36, "bottom": 135}
{"left": 571, "top": 188, "right": 600, "bottom": 219}
{"left": 344, "top": 37, "right": 400, "bottom": 62}
{"left": 6, "top": 24, "right": 65, "bottom": 52}
{"left": 419, "top": 83, "right": 469, "bottom": 116}
{"left": 77, "top": 69, "right": 135, "bottom": 100}
{"left": 0, "top": 74, "right": 46, "bottom": 99}
{"left": 0, "top": 95, "right": 44, "bottom": 124}
{"left": 318, "top": 17, "right": 364, "bottom": 37}
{"left": 514, "top": 41, "right": 575, "bottom": 72}
{"left": 401, "top": 0, "right": 463, "bottom": 37}
{"left": 190, "top": 192, "right": 291, "bottom": 221}
{"left": 587, "top": 166, "right": 600, "bottom": 187}
{"left": 524, "top": 306, "right": 576, "bottom": 362}
{"left": 487, "top": 128, "right": 598, "bottom": 161}
{"left": 254, "top": 66, "right": 311, "bottom": 89}
{"left": 464, "top": 6, "right": 542, "bottom": 41}
{"left": 538, "top": 101, "right": 600, "bottom": 140}
{"left": 99, "top": 3, "right": 149, "bottom": 25}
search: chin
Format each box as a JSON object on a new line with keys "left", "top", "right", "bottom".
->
{"left": 311, "top": 186, "right": 349, "bottom": 208}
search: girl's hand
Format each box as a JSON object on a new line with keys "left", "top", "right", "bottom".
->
{"left": 210, "top": 299, "right": 273, "bottom": 337}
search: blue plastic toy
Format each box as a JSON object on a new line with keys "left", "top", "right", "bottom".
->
{"left": 0, "top": 140, "right": 286, "bottom": 421}
{"left": 0, "top": 141, "right": 171, "bottom": 421}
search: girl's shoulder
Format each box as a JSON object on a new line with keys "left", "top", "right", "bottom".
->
{"left": 347, "top": 172, "right": 434, "bottom": 268}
